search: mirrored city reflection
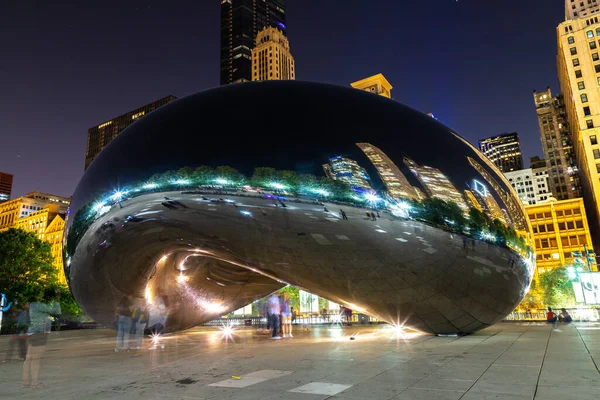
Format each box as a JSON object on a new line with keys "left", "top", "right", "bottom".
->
{"left": 62, "top": 81, "right": 534, "bottom": 338}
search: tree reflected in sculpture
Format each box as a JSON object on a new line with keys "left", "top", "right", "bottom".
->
{"left": 65, "top": 81, "right": 534, "bottom": 334}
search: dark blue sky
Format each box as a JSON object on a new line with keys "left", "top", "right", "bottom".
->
{"left": 0, "top": 0, "right": 564, "bottom": 198}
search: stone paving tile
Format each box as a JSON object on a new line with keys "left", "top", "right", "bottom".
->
{"left": 2, "top": 323, "right": 600, "bottom": 399}
{"left": 391, "top": 388, "right": 464, "bottom": 400}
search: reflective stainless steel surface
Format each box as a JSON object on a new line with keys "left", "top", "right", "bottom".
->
{"left": 65, "top": 81, "right": 534, "bottom": 334}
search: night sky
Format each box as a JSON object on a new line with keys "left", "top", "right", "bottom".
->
{"left": 0, "top": 0, "right": 565, "bottom": 198}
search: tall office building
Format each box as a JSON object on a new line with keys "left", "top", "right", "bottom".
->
{"left": 527, "top": 198, "right": 596, "bottom": 274}
{"left": 220, "top": 0, "right": 286, "bottom": 85}
{"left": 468, "top": 179, "right": 506, "bottom": 222}
{"left": 403, "top": 157, "right": 468, "bottom": 210}
{"left": 557, "top": 3, "right": 600, "bottom": 243}
{"left": 504, "top": 167, "right": 551, "bottom": 205}
{"left": 478, "top": 133, "right": 524, "bottom": 172}
{"left": 0, "top": 172, "right": 13, "bottom": 202}
{"left": 533, "top": 88, "right": 582, "bottom": 199}
{"left": 565, "top": 0, "right": 600, "bottom": 20}
{"left": 322, "top": 156, "right": 373, "bottom": 192}
{"left": 350, "top": 74, "right": 393, "bottom": 99}
{"left": 251, "top": 26, "right": 295, "bottom": 81}
{"left": 356, "top": 143, "right": 419, "bottom": 200}
{"left": 85, "top": 96, "right": 176, "bottom": 170}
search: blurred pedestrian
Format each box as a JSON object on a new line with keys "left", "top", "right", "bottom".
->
{"left": 23, "top": 296, "right": 61, "bottom": 388}
{"left": 267, "top": 294, "right": 281, "bottom": 339}
{"left": 4, "top": 303, "right": 30, "bottom": 362}
{"left": 114, "top": 295, "right": 133, "bottom": 352}
{"left": 281, "top": 293, "right": 292, "bottom": 338}
{"left": 340, "top": 209, "right": 347, "bottom": 220}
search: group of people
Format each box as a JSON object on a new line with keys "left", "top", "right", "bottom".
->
{"left": 266, "top": 293, "right": 293, "bottom": 339}
{"left": 2, "top": 295, "right": 62, "bottom": 388}
{"left": 113, "top": 294, "right": 168, "bottom": 352}
{"left": 546, "top": 307, "right": 572, "bottom": 332}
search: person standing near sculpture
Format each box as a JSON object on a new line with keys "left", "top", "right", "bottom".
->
{"left": 22, "top": 294, "right": 61, "bottom": 388}
{"left": 267, "top": 294, "right": 281, "bottom": 339}
{"left": 114, "top": 295, "right": 133, "bottom": 352}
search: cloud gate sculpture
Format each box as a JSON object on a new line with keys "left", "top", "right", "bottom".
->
{"left": 65, "top": 81, "right": 534, "bottom": 334}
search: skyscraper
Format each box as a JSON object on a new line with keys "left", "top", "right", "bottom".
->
{"left": 533, "top": 88, "right": 581, "bottom": 199}
{"left": 220, "top": 0, "right": 286, "bottom": 85}
{"left": 478, "top": 133, "right": 524, "bottom": 172}
{"left": 403, "top": 156, "right": 468, "bottom": 210}
{"left": 504, "top": 167, "right": 551, "bottom": 205}
{"left": 469, "top": 179, "right": 506, "bottom": 222}
{"left": 0, "top": 171, "right": 13, "bottom": 202}
{"left": 350, "top": 74, "right": 392, "bottom": 98}
{"left": 251, "top": 26, "right": 295, "bottom": 81}
{"left": 322, "top": 156, "right": 373, "bottom": 192}
{"left": 356, "top": 143, "right": 419, "bottom": 200}
{"left": 565, "top": 0, "right": 600, "bottom": 20}
{"left": 557, "top": 3, "right": 600, "bottom": 243}
{"left": 85, "top": 96, "right": 176, "bottom": 170}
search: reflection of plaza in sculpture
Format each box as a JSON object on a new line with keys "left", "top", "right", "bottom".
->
{"left": 65, "top": 81, "right": 533, "bottom": 335}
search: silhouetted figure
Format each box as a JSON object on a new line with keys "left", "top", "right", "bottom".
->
{"left": 370, "top": 212, "right": 376, "bottom": 221}
{"left": 376, "top": 210, "right": 380, "bottom": 218}
{"left": 23, "top": 298, "right": 61, "bottom": 388}
{"left": 114, "top": 295, "right": 133, "bottom": 352}
{"left": 267, "top": 294, "right": 282, "bottom": 340}
{"left": 340, "top": 209, "right": 347, "bottom": 220}
{"left": 324, "top": 206, "right": 329, "bottom": 212}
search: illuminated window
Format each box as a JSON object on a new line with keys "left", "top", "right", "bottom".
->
{"left": 594, "top": 53, "right": 600, "bottom": 61}
{"left": 574, "top": 58, "right": 580, "bottom": 67}
{"left": 569, "top": 36, "right": 575, "bottom": 44}
{"left": 592, "top": 41, "right": 598, "bottom": 50}
{"left": 582, "top": 94, "right": 589, "bottom": 103}
{"left": 594, "top": 149, "right": 600, "bottom": 159}
{"left": 579, "top": 81, "right": 586, "bottom": 90}
{"left": 588, "top": 30, "right": 595, "bottom": 39}
{"left": 592, "top": 135, "right": 598, "bottom": 145}
{"left": 588, "top": 120, "right": 595, "bottom": 128}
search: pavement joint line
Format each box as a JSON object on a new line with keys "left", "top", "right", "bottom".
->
{"left": 575, "top": 325, "right": 600, "bottom": 373}
{"left": 532, "top": 326, "right": 555, "bottom": 400}
{"left": 455, "top": 328, "right": 529, "bottom": 400}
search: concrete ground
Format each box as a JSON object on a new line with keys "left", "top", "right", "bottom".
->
{"left": 1, "top": 322, "right": 599, "bottom": 399}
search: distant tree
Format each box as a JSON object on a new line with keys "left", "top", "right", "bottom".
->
{"left": 251, "top": 167, "right": 278, "bottom": 187}
{"left": 193, "top": 166, "right": 215, "bottom": 185}
{"left": 215, "top": 166, "right": 244, "bottom": 185}
{"left": 176, "top": 166, "right": 195, "bottom": 181}
{"left": 297, "top": 174, "right": 319, "bottom": 193}
{"left": 539, "top": 266, "right": 577, "bottom": 307}
{"left": 277, "top": 170, "right": 299, "bottom": 193}
{"left": 277, "top": 286, "right": 300, "bottom": 310}
{"left": 0, "top": 229, "right": 59, "bottom": 306}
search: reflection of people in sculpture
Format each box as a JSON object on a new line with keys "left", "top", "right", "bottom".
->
{"left": 148, "top": 294, "right": 169, "bottom": 349}
{"left": 23, "top": 296, "right": 61, "bottom": 388}
{"left": 131, "top": 298, "right": 149, "bottom": 350}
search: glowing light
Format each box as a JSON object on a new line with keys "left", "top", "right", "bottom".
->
{"left": 172, "top": 179, "right": 190, "bottom": 185}
{"left": 364, "top": 193, "right": 381, "bottom": 203}
{"left": 110, "top": 190, "right": 127, "bottom": 201}
{"left": 92, "top": 201, "right": 106, "bottom": 213}
{"left": 269, "top": 182, "right": 286, "bottom": 190}
{"left": 143, "top": 183, "right": 158, "bottom": 189}
{"left": 240, "top": 210, "right": 252, "bottom": 217}
{"left": 177, "top": 274, "right": 188, "bottom": 284}
{"left": 214, "top": 178, "right": 230, "bottom": 185}
{"left": 331, "top": 314, "right": 342, "bottom": 323}
{"left": 311, "top": 188, "right": 330, "bottom": 197}
{"left": 159, "top": 255, "right": 168, "bottom": 263}
{"left": 203, "top": 302, "right": 226, "bottom": 314}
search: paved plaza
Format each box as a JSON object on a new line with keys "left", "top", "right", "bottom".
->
{"left": 1, "top": 322, "right": 600, "bottom": 399}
